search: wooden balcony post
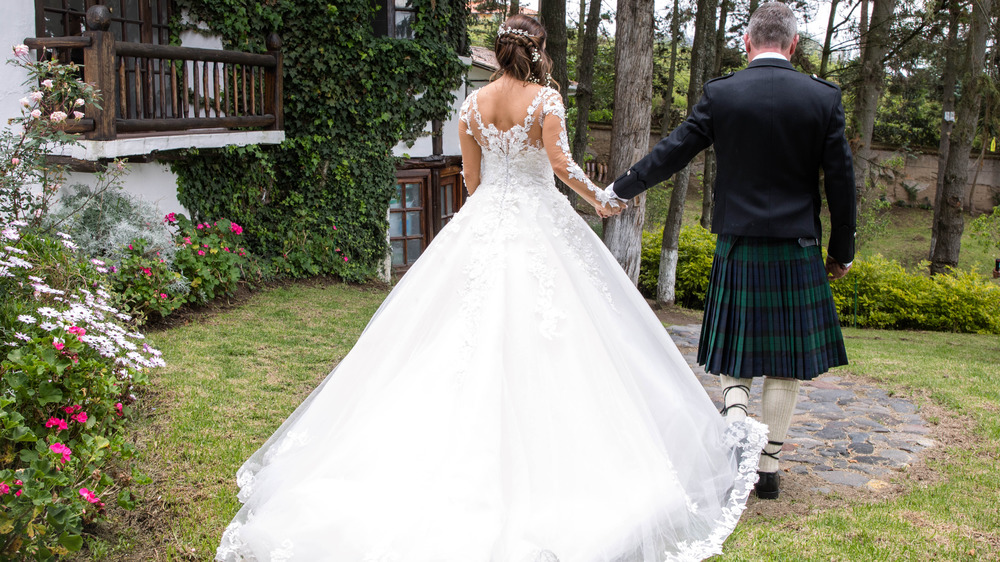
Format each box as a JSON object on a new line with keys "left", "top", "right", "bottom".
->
{"left": 265, "top": 33, "right": 284, "bottom": 131}
{"left": 83, "top": 5, "right": 116, "bottom": 140}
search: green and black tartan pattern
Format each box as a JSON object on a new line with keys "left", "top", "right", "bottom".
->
{"left": 697, "top": 235, "right": 848, "bottom": 380}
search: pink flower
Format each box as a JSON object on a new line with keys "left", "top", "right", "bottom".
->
{"left": 230, "top": 222, "right": 243, "bottom": 235}
{"left": 41, "top": 79, "right": 54, "bottom": 89}
{"left": 164, "top": 212, "right": 177, "bottom": 223}
{"left": 335, "top": 248, "right": 340, "bottom": 252}
{"left": 332, "top": 225, "right": 337, "bottom": 230}
{"left": 50, "top": 111, "right": 67, "bottom": 123}
{"left": 10, "top": 157, "right": 19, "bottom": 166}
{"left": 53, "top": 341, "right": 64, "bottom": 351}
{"left": 128, "top": 244, "right": 134, "bottom": 250}
{"left": 72, "top": 111, "right": 84, "bottom": 120}
{"left": 343, "top": 256, "right": 349, "bottom": 262}
{"left": 79, "top": 488, "right": 101, "bottom": 504}
{"left": 13, "top": 44, "right": 29, "bottom": 57}
{"left": 197, "top": 250, "right": 205, "bottom": 256}
{"left": 30, "top": 109, "right": 41, "bottom": 118}
{"left": 49, "top": 443, "right": 72, "bottom": 463}
{"left": 71, "top": 411, "right": 88, "bottom": 424}
{"left": 74, "top": 98, "right": 85, "bottom": 107}
{"left": 196, "top": 223, "right": 204, "bottom": 230}
{"left": 115, "top": 403, "right": 123, "bottom": 417}
{"left": 142, "top": 268, "right": 152, "bottom": 277}
{"left": 29, "top": 91, "right": 43, "bottom": 102}
{"left": 45, "top": 417, "right": 68, "bottom": 431}
{"left": 202, "top": 244, "right": 209, "bottom": 248}
{"left": 64, "top": 405, "right": 82, "bottom": 414}
{"left": 160, "top": 293, "right": 167, "bottom": 299}
{"left": 0, "top": 482, "right": 8, "bottom": 495}
{"left": 13, "top": 480, "right": 22, "bottom": 497}
{"left": 68, "top": 326, "right": 86, "bottom": 336}
{"left": 18, "top": 97, "right": 30, "bottom": 107}
{"left": 223, "top": 247, "right": 230, "bottom": 252}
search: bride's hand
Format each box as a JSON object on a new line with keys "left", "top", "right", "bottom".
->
{"left": 593, "top": 200, "right": 623, "bottom": 219}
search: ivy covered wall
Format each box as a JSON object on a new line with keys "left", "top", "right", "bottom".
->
{"left": 170, "top": 0, "right": 468, "bottom": 278}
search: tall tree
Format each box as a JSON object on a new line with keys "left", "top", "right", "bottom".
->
{"left": 605, "top": 0, "right": 656, "bottom": 284}
{"left": 656, "top": 0, "right": 715, "bottom": 304}
{"left": 540, "top": 0, "right": 569, "bottom": 106}
{"left": 571, "top": 0, "right": 604, "bottom": 205}
{"left": 659, "top": 0, "right": 683, "bottom": 137}
{"left": 930, "top": 0, "right": 962, "bottom": 259}
{"left": 931, "top": 0, "right": 993, "bottom": 274}
{"left": 540, "top": 0, "right": 571, "bottom": 199}
{"left": 701, "top": 0, "right": 727, "bottom": 230}
{"left": 850, "top": 0, "right": 896, "bottom": 215}
{"left": 509, "top": 0, "right": 520, "bottom": 16}
{"left": 819, "top": 0, "right": 841, "bottom": 79}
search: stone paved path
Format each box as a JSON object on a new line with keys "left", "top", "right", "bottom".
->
{"left": 667, "top": 324, "right": 934, "bottom": 493}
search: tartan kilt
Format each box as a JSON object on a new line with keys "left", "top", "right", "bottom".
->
{"left": 697, "top": 235, "right": 848, "bottom": 380}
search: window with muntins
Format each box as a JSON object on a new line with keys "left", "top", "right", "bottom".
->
{"left": 371, "top": 0, "right": 416, "bottom": 39}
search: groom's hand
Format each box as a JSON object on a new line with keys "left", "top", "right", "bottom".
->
{"left": 825, "top": 255, "right": 851, "bottom": 280}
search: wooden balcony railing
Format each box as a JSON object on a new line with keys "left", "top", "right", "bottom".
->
{"left": 25, "top": 5, "right": 283, "bottom": 142}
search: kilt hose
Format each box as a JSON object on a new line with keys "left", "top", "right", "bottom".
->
{"left": 697, "top": 235, "right": 848, "bottom": 380}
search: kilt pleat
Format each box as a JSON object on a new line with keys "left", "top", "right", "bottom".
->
{"left": 697, "top": 235, "right": 848, "bottom": 380}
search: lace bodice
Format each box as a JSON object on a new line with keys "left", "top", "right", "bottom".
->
{"left": 459, "top": 86, "right": 615, "bottom": 206}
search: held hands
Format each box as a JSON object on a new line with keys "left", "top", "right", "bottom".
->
{"left": 593, "top": 199, "right": 623, "bottom": 219}
{"left": 825, "top": 255, "right": 851, "bottom": 280}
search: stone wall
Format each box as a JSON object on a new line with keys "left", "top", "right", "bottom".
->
{"left": 586, "top": 124, "right": 1000, "bottom": 214}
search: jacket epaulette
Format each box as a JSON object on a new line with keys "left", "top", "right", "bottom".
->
{"left": 706, "top": 72, "right": 734, "bottom": 85}
{"left": 810, "top": 74, "right": 840, "bottom": 90}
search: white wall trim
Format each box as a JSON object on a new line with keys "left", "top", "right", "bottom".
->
{"left": 47, "top": 130, "right": 286, "bottom": 160}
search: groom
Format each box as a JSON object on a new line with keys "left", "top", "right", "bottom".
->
{"left": 605, "top": 2, "right": 856, "bottom": 499}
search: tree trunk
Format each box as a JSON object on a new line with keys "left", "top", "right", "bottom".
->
{"left": 656, "top": 0, "right": 714, "bottom": 304}
{"left": 571, "top": 0, "right": 604, "bottom": 210}
{"left": 540, "top": 0, "right": 571, "bottom": 199}
{"left": 930, "top": 0, "right": 992, "bottom": 275}
{"left": 851, "top": 0, "right": 895, "bottom": 213}
{"left": 660, "top": 0, "right": 682, "bottom": 137}
{"left": 930, "top": 0, "right": 962, "bottom": 259}
{"left": 701, "top": 0, "right": 726, "bottom": 230}
{"left": 605, "top": 0, "right": 655, "bottom": 284}
{"left": 747, "top": 0, "right": 760, "bottom": 16}
{"left": 509, "top": 0, "right": 520, "bottom": 17}
{"left": 819, "top": 0, "right": 841, "bottom": 79}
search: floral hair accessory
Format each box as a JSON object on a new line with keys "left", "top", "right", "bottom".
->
{"left": 498, "top": 25, "right": 533, "bottom": 39}
{"left": 531, "top": 48, "right": 541, "bottom": 63}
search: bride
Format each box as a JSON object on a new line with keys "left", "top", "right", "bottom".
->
{"left": 216, "top": 14, "right": 766, "bottom": 562}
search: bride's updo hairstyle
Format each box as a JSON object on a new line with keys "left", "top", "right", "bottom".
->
{"left": 493, "top": 14, "right": 557, "bottom": 89}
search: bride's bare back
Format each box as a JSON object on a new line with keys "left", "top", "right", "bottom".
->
{"left": 458, "top": 76, "right": 616, "bottom": 214}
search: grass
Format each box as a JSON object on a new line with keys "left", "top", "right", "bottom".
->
{"left": 76, "top": 280, "right": 388, "bottom": 561}
{"left": 719, "top": 328, "right": 1000, "bottom": 560}
{"left": 79, "top": 279, "right": 1000, "bottom": 561}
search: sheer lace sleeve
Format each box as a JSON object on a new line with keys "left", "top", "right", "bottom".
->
{"left": 539, "top": 89, "right": 618, "bottom": 207}
{"left": 458, "top": 91, "right": 482, "bottom": 195}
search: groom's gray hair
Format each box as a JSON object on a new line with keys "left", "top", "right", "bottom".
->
{"left": 747, "top": 2, "right": 798, "bottom": 50}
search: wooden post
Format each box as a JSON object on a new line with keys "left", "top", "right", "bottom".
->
{"left": 83, "top": 6, "right": 116, "bottom": 140}
{"left": 265, "top": 33, "right": 284, "bottom": 130}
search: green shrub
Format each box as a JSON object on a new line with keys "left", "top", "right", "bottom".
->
{"left": 639, "top": 224, "right": 717, "bottom": 309}
{"left": 0, "top": 222, "right": 161, "bottom": 559}
{"left": 168, "top": 214, "right": 252, "bottom": 304}
{"left": 831, "top": 255, "right": 1000, "bottom": 334}
{"left": 110, "top": 238, "right": 188, "bottom": 321}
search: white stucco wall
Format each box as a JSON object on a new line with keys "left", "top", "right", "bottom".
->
{"left": 65, "top": 161, "right": 184, "bottom": 215}
{"left": 0, "top": 2, "right": 37, "bottom": 132}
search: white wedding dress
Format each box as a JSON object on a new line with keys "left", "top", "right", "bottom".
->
{"left": 216, "top": 86, "right": 767, "bottom": 562}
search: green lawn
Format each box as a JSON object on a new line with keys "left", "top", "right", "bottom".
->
{"left": 78, "top": 280, "right": 1000, "bottom": 561}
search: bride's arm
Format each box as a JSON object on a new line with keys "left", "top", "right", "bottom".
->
{"left": 540, "top": 90, "right": 620, "bottom": 215}
{"left": 458, "top": 99, "right": 481, "bottom": 196}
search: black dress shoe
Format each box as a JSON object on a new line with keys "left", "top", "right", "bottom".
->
{"left": 755, "top": 471, "right": 780, "bottom": 499}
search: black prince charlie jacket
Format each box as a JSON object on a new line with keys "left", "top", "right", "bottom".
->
{"left": 610, "top": 57, "right": 857, "bottom": 265}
